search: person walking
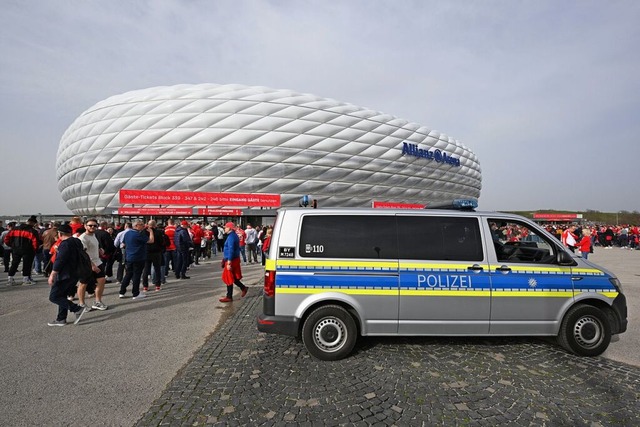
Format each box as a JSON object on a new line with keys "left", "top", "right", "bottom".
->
{"left": 219, "top": 222, "right": 248, "bottom": 303}
{"left": 47, "top": 224, "right": 89, "bottom": 326}
{"left": 4, "top": 215, "right": 40, "bottom": 285}
{"left": 78, "top": 219, "right": 109, "bottom": 311}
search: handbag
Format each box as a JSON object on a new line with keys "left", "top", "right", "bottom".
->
{"left": 222, "top": 268, "right": 234, "bottom": 285}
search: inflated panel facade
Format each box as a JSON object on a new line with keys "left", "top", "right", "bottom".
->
{"left": 57, "top": 84, "right": 482, "bottom": 215}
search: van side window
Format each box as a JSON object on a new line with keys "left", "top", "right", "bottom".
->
{"left": 299, "top": 215, "right": 398, "bottom": 259}
{"left": 397, "top": 216, "right": 483, "bottom": 261}
{"left": 488, "top": 219, "right": 557, "bottom": 264}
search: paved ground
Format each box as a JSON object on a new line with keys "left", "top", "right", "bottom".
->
{"left": 1, "top": 248, "right": 639, "bottom": 426}
{"left": 0, "top": 257, "right": 264, "bottom": 427}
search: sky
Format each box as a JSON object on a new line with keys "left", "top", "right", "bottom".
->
{"left": 1, "top": 0, "right": 639, "bottom": 216}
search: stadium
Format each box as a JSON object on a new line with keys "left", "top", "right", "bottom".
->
{"left": 57, "top": 84, "right": 482, "bottom": 216}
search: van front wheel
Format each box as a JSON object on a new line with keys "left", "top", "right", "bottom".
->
{"left": 302, "top": 305, "right": 357, "bottom": 361}
{"left": 558, "top": 304, "right": 611, "bottom": 357}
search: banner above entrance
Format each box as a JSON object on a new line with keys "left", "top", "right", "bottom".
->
{"left": 119, "top": 189, "right": 281, "bottom": 207}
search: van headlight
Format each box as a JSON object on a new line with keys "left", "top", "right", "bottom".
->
{"left": 609, "top": 278, "right": 623, "bottom": 292}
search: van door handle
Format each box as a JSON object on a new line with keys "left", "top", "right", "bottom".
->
{"left": 467, "top": 264, "right": 484, "bottom": 272}
{"left": 495, "top": 265, "right": 512, "bottom": 273}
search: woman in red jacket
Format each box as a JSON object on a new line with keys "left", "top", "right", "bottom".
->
{"left": 576, "top": 229, "right": 592, "bottom": 259}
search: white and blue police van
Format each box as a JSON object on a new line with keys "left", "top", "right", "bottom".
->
{"left": 257, "top": 202, "right": 628, "bottom": 361}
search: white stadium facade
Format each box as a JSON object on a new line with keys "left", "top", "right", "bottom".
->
{"left": 57, "top": 84, "right": 482, "bottom": 216}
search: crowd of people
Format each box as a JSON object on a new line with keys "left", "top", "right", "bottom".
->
{"left": 0, "top": 217, "right": 272, "bottom": 326}
{"left": 492, "top": 222, "right": 640, "bottom": 260}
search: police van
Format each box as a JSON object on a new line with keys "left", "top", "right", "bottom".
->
{"left": 257, "top": 204, "right": 627, "bottom": 361}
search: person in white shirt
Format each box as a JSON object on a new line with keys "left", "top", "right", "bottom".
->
{"left": 245, "top": 224, "right": 258, "bottom": 264}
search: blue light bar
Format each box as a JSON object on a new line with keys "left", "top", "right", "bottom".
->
{"left": 452, "top": 199, "right": 478, "bottom": 209}
{"left": 425, "top": 199, "right": 478, "bottom": 210}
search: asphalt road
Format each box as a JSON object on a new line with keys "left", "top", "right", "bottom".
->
{"left": 0, "top": 248, "right": 637, "bottom": 426}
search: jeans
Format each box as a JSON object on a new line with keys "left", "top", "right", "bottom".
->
{"left": 163, "top": 250, "right": 176, "bottom": 275}
{"left": 120, "top": 260, "right": 145, "bottom": 297}
{"left": 33, "top": 247, "right": 44, "bottom": 274}
{"left": 49, "top": 277, "right": 81, "bottom": 321}
{"left": 581, "top": 251, "right": 589, "bottom": 260}
{"left": 175, "top": 250, "right": 189, "bottom": 278}
{"left": 246, "top": 243, "right": 258, "bottom": 263}
{"left": 239, "top": 246, "right": 247, "bottom": 262}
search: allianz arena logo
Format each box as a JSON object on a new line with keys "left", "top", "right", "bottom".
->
{"left": 401, "top": 142, "right": 461, "bottom": 167}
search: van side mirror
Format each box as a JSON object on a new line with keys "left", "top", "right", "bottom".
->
{"left": 557, "top": 250, "right": 577, "bottom": 266}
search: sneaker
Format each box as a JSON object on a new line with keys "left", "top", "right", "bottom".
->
{"left": 87, "top": 293, "right": 95, "bottom": 298}
{"left": 132, "top": 293, "right": 146, "bottom": 300}
{"left": 67, "top": 296, "right": 74, "bottom": 301}
{"left": 155, "top": 286, "right": 161, "bottom": 291}
{"left": 118, "top": 294, "right": 125, "bottom": 298}
{"left": 241, "top": 287, "right": 248, "bottom": 298}
{"left": 7, "top": 277, "right": 16, "bottom": 286}
{"left": 180, "top": 276, "right": 190, "bottom": 280}
{"left": 219, "top": 296, "right": 233, "bottom": 303}
{"left": 73, "top": 306, "right": 88, "bottom": 325}
{"left": 92, "top": 301, "right": 108, "bottom": 311}
{"left": 23, "top": 278, "right": 36, "bottom": 285}
{"left": 48, "top": 319, "right": 66, "bottom": 327}
{"left": 78, "top": 303, "right": 92, "bottom": 312}
{"left": 143, "top": 287, "right": 149, "bottom": 292}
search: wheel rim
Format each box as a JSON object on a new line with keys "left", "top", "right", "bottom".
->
{"left": 313, "top": 317, "right": 347, "bottom": 353}
{"left": 573, "top": 315, "right": 603, "bottom": 348}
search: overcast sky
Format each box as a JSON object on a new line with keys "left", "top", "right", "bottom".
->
{"left": 1, "top": 0, "right": 639, "bottom": 216}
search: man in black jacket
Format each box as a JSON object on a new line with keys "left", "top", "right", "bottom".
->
{"left": 142, "top": 220, "right": 165, "bottom": 291}
{"left": 4, "top": 215, "right": 40, "bottom": 286}
{"left": 47, "top": 224, "right": 88, "bottom": 326}
{"left": 95, "top": 221, "right": 116, "bottom": 282}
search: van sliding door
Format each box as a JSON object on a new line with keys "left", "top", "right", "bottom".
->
{"left": 396, "top": 215, "right": 491, "bottom": 335}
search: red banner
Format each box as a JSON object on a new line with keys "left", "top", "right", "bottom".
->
{"left": 117, "top": 208, "right": 193, "bottom": 216}
{"left": 372, "top": 201, "right": 425, "bottom": 209}
{"left": 119, "top": 189, "right": 281, "bottom": 207}
{"left": 533, "top": 213, "right": 583, "bottom": 220}
{"left": 196, "top": 209, "right": 243, "bottom": 216}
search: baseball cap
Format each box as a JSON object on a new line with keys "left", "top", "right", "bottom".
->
{"left": 225, "top": 222, "right": 235, "bottom": 229}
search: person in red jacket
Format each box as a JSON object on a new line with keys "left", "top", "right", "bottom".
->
{"left": 191, "top": 222, "right": 204, "bottom": 265}
{"left": 236, "top": 226, "right": 247, "bottom": 263}
{"left": 163, "top": 219, "right": 177, "bottom": 276}
{"left": 576, "top": 229, "right": 592, "bottom": 259}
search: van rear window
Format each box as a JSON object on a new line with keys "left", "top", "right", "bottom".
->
{"left": 298, "top": 214, "right": 483, "bottom": 261}
{"left": 299, "top": 215, "right": 398, "bottom": 259}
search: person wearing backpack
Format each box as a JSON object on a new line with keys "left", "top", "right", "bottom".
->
{"left": 47, "top": 224, "right": 89, "bottom": 326}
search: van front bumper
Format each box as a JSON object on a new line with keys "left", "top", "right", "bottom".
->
{"left": 257, "top": 313, "right": 300, "bottom": 337}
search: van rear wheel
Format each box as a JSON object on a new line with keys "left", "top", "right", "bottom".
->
{"left": 302, "top": 305, "right": 357, "bottom": 361}
{"left": 558, "top": 304, "right": 611, "bottom": 357}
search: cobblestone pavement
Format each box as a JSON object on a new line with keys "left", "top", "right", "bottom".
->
{"left": 137, "top": 292, "right": 640, "bottom": 426}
